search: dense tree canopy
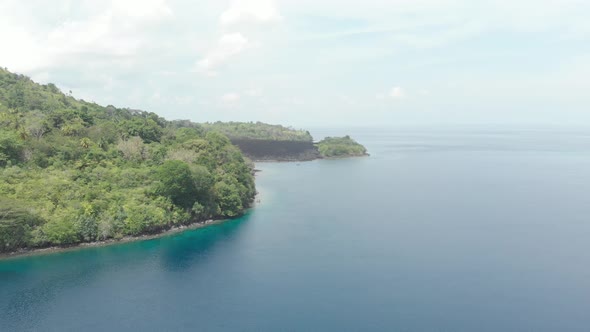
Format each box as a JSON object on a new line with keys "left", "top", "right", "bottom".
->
{"left": 202, "top": 121, "right": 313, "bottom": 142}
{"left": 316, "top": 136, "right": 368, "bottom": 158}
{"left": 0, "top": 67, "right": 256, "bottom": 253}
{"left": 154, "top": 160, "right": 199, "bottom": 209}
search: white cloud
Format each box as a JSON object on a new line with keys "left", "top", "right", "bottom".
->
{"left": 111, "top": 0, "right": 173, "bottom": 22}
{"left": 46, "top": 13, "right": 137, "bottom": 58}
{"left": 196, "top": 0, "right": 281, "bottom": 77}
{"left": 221, "top": 88, "right": 264, "bottom": 103}
{"left": 0, "top": 0, "right": 174, "bottom": 73}
{"left": 196, "top": 33, "right": 250, "bottom": 75}
{"left": 47, "top": 0, "right": 173, "bottom": 57}
{"left": 174, "top": 95, "right": 194, "bottom": 105}
{"left": 151, "top": 91, "right": 162, "bottom": 101}
{"left": 376, "top": 87, "right": 406, "bottom": 100}
{"left": 245, "top": 88, "right": 263, "bottom": 97}
{"left": 338, "top": 95, "right": 355, "bottom": 105}
{"left": 220, "top": 0, "right": 282, "bottom": 27}
{"left": 221, "top": 92, "right": 241, "bottom": 103}
{"left": 390, "top": 87, "right": 405, "bottom": 98}
{"left": 285, "top": 97, "right": 305, "bottom": 106}
{"left": 2, "top": 0, "right": 589, "bottom": 126}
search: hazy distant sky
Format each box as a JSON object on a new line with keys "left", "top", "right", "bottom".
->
{"left": 1, "top": 0, "right": 589, "bottom": 127}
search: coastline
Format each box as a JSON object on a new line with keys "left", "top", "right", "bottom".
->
{"left": 0, "top": 155, "right": 367, "bottom": 261}
{"left": 318, "top": 153, "right": 370, "bottom": 160}
{"left": 0, "top": 218, "right": 230, "bottom": 261}
{"left": 251, "top": 153, "right": 369, "bottom": 163}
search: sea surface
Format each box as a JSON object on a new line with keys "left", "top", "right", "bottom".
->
{"left": 2, "top": 126, "right": 590, "bottom": 331}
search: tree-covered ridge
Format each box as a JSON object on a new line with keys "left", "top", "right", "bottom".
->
{"left": 0, "top": 68, "right": 255, "bottom": 253}
{"left": 316, "top": 136, "right": 368, "bottom": 158}
{"left": 202, "top": 121, "right": 313, "bottom": 142}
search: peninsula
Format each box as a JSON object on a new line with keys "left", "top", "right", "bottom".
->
{"left": 0, "top": 67, "right": 367, "bottom": 255}
{"left": 203, "top": 121, "right": 369, "bottom": 161}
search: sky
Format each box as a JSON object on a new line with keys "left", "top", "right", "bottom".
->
{"left": 0, "top": 0, "right": 589, "bottom": 127}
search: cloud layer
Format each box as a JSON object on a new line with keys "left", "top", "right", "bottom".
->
{"left": 196, "top": 33, "right": 251, "bottom": 75}
{"left": 1, "top": 0, "right": 589, "bottom": 126}
{"left": 221, "top": 0, "right": 282, "bottom": 27}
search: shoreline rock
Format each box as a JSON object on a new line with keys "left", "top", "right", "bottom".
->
{"left": 230, "top": 138, "right": 369, "bottom": 162}
{"left": 0, "top": 218, "right": 228, "bottom": 260}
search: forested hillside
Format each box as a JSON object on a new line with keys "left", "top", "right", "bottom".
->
{"left": 202, "top": 121, "right": 313, "bottom": 141}
{"left": 202, "top": 122, "right": 369, "bottom": 160}
{"left": 0, "top": 68, "right": 255, "bottom": 253}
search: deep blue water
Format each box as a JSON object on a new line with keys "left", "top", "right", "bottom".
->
{"left": 2, "top": 127, "right": 590, "bottom": 331}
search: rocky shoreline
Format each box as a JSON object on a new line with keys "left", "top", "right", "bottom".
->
{"left": 230, "top": 138, "right": 320, "bottom": 161}
{"left": 0, "top": 218, "right": 228, "bottom": 260}
{"left": 0, "top": 152, "right": 369, "bottom": 260}
{"left": 230, "top": 138, "right": 369, "bottom": 162}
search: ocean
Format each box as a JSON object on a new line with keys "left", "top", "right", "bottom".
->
{"left": 2, "top": 126, "right": 590, "bottom": 331}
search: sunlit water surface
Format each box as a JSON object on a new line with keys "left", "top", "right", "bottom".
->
{"left": 2, "top": 127, "right": 590, "bottom": 331}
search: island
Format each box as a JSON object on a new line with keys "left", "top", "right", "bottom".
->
{"left": 316, "top": 136, "right": 368, "bottom": 158}
{"left": 0, "top": 67, "right": 367, "bottom": 255}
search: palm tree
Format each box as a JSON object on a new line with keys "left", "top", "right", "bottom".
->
{"left": 80, "top": 137, "right": 92, "bottom": 149}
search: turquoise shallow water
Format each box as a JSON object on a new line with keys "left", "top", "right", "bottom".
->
{"left": 2, "top": 127, "right": 590, "bottom": 331}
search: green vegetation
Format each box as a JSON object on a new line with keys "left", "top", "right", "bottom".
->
{"left": 316, "top": 136, "right": 368, "bottom": 158}
{"left": 0, "top": 67, "right": 255, "bottom": 253}
{"left": 202, "top": 121, "right": 313, "bottom": 141}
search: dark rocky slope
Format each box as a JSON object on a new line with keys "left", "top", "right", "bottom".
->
{"left": 230, "top": 139, "right": 319, "bottom": 161}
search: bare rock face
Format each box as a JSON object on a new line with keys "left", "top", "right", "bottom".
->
{"left": 230, "top": 139, "right": 320, "bottom": 161}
